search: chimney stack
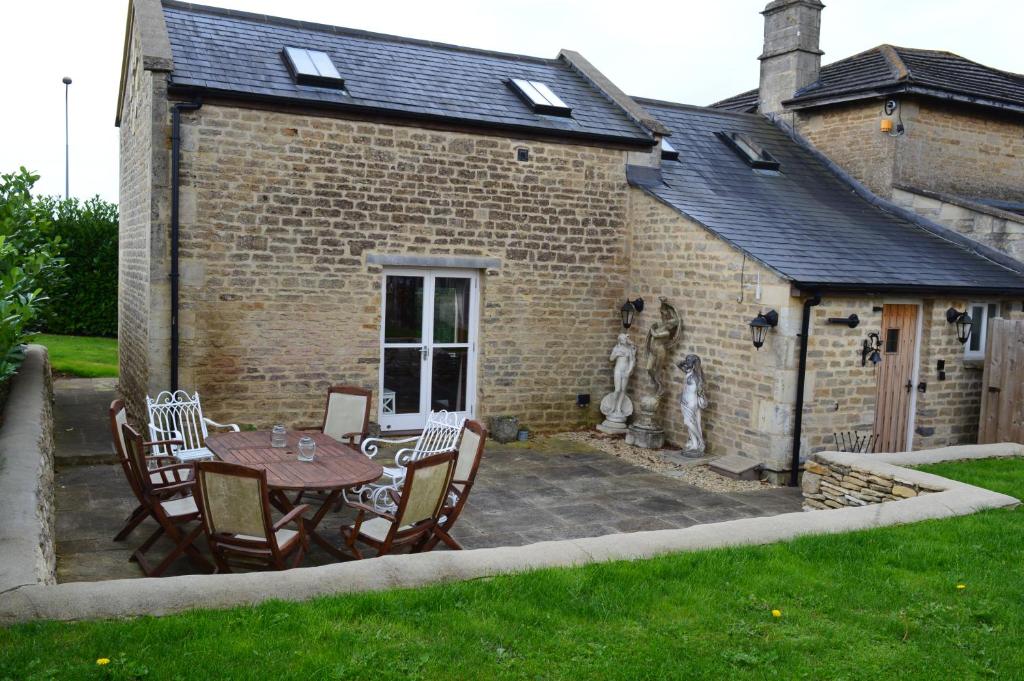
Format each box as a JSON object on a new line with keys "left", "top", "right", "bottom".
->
{"left": 758, "top": 0, "right": 824, "bottom": 115}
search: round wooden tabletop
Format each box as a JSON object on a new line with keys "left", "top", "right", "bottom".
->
{"left": 205, "top": 430, "right": 383, "bottom": 491}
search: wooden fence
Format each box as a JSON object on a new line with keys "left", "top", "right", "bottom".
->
{"left": 979, "top": 318, "right": 1024, "bottom": 444}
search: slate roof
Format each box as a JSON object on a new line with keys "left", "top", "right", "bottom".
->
{"left": 711, "top": 45, "right": 1024, "bottom": 115}
{"left": 632, "top": 100, "right": 1024, "bottom": 293}
{"left": 160, "top": 1, "right": 653, "bottom": 146}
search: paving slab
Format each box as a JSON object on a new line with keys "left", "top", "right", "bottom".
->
{"left": 53, "top": 377, "right": 118, "bottom": 465}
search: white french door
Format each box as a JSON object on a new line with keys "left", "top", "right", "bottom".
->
{"left": 378, "top": 269, "right": 479, "bottom": 432}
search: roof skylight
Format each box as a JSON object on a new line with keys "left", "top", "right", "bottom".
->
{"left": 660, "top": 138, "right": 679, "bottom": 161}
{"left": 716, "top": 131, "right": 780, "bottom": 171}
{"left": 282, "top": 47, "right": 345, "bottom": 89}
{"left": 509, "top": 78, "right": 572, "bottom": 116}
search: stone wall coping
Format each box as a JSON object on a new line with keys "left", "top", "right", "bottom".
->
{"left": 365, "top": 253, "right": 501, "bottom": 270}
{"left": 893, "top": 184, "right": 1024, "bottom": 226}
{"left": 1, "top": 442, "right": 1019, "bottom": 624}
{"left": 0, "top": 345, "right": 55, "bottom": 594}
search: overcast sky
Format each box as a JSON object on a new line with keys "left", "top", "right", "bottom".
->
{"left": 2, "top": 0, "right": 1022, "bottom": 204}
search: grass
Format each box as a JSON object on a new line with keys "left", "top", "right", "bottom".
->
{"left": 28, "top": 333, "right": 117, "bottom": 378}
{"left": 1, "top": 458, "right": 1021, "bottom": 680}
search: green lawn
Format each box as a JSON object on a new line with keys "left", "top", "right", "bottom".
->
{"left": 1, "top": 459, "right": 1021, "bottom": 680}
{"left": 29, "top": 333, "right": 117, "bottom": 378}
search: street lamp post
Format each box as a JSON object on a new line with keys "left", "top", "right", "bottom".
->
{"left": 62, "top": 76, "right": 72, "bottom": 199}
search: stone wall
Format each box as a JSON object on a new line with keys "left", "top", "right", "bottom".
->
{"left": 801, "top": 452, "right": 940, "bottom": 510}
{"left": 897, "top": 99, "right": 1024, "bottom": 203}
{"left": 892, "top": 187, "right": 1024, "bottom": 262}
{"left": 117, "top": 6, "right": 173, "bottom": 422}
{"left": 0, "top": 346, "right": 56, "bottom": 592}
{"left": 797, "top": 100, "right": 898, "bottom": 198}
{"left": 169, "top": 103, "right": 632, "bottom": 431}
{"left": 798, "top": 97, "right": 1024, "bottom": 203}
{"left": 625, "top": 192, "right": 799, "bottom": 471}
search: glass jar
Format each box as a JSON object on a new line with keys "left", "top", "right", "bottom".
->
{"left": 271, "top": 425, "right": 287, "bottom": 448}
{"left": 297, "top": 436, "right": 316, "bottom": 462}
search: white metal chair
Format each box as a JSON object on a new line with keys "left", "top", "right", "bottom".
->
{"left": 354, "top": 410, "right": 465, "bottom": 513}
{"left": 146, "top": 390, "right": 240, "bottom": 462}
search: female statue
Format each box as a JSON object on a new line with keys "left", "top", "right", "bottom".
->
{"left": 677, "top": 354, "right": 708, "bottom": 454}
{"left": 609, "top": 333, "right": 637, "bottom": 415}
{"left": 644, "top": 297, "right": 682, "bottom": 395}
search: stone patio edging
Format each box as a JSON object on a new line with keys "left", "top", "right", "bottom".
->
{"left": 0, "top": 442, "right": 1020, "bottom": 625}
{"left": 0, "top": 345, "right": 56, "bottom": 595}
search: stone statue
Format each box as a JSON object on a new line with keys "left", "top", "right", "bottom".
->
{"left": 644, "top": 297, "right": 682, "bottom": 395}
{"left": 626, "top": 297, "right": 683, "bottom": 449}
{"left": 597, "top": 334, "right": 636, "bottom": 434}
{"left": 677, "top": 354, "right": 708, "bottom": 456}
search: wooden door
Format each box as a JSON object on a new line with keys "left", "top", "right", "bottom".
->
{"left": 873, "top": 304, "right": 919, "bottom": 452}
{"left": 978, "top": 318, "right": 1024, "bottom": 444}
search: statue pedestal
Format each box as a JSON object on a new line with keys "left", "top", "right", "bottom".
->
{"left": 596, "top": 413, "right": 629, "bottom": 435}
{"left": 625, "top": 424, "right": 664, "bottom": 449}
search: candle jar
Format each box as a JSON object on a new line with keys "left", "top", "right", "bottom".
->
{"left": 297, "top": 436, "right": 316, "bottom": 462}
{"left": 271, "top": 425, "right": 287, "bottom": 448}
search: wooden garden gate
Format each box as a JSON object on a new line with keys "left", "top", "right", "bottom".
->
{"left": 978, "top": 318, "right": 1024, "bottom": 444}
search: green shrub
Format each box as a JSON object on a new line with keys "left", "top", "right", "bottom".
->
{"left": 0, "top": 168, "right": 64, "bottom": 381}
{"left": 37, "top": 195, "right": 118, "bottom": 337}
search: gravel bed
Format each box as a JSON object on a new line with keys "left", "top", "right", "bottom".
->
{"left": 552, "top": 431, "right": 774, "bottom": 493}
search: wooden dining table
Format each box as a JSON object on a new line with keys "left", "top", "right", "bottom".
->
{"left": 205, "top": 430, "right": 383, "bottom": 560}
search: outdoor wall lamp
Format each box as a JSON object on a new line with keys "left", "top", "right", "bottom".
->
{"left": 748, "top": 309, "right": 779, "bottom": 349}
{"left": 620, "top": 298, "right": 645, "bottom": 329}
{"left": 946, "top": 307, "right": 973, "bottom": 345}
{"left": 827, "top": 313, "right": 860, "bottom": 328}
{"left": 861, "top": 332, "right": 882, "bottom": 366}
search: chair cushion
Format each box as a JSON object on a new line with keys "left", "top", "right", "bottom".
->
{"left": 175, "top": 447, "right": 214, "bottom": 462}
{"left": 358, "top": 517, "right": 413, "bottom": 542}
{"left": 235, "top": 528, "right": 299, "bottom": 548}
{"left": 160, "top": 496, "right": 198, "bottom": 517}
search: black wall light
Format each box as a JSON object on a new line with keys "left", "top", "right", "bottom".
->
{"left": 946, "top": 307, "right": 973, "bottom": 345}
{"left": 749, "top": 309, "right": 779, "bottom": 349}
{"left": 861, "top": 332, "right": 882, "bottom": 366}
{"left": 827, "top": 314, "right": 860, "bottom": 328}
{"left": 620, "top": 298, "right": 644, "bottom": 328}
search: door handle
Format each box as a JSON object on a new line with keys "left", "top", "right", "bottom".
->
{"left": 420, "top": 345, "right": 429, "bottom": 360}
{"left": 905, "top": 380, "right": 913, "bottom": 393}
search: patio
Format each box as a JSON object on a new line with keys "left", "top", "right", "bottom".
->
{"left": 53, "top": 378, "right": 801, "bottom": 582}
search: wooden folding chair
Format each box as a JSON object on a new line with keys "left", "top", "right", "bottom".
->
{"left": 319, "top": 385, "right": 372, "bottom": 445}
{"left": 339, "top": 451, "right": 455, "bottom": 559}
{"left": 121, "top": 423, "right": 214, "bottom": 576}
{"left": 110, "top": 399, "right": 192, "bottom": 542}
{"left": 418, "top": 419, "right": 487, "bottom": 552}
{"left": 193, "top": 461, "right": 310, "bottom": 572}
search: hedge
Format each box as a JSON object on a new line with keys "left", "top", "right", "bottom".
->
{"left": 37, "top": 195, "right": 118, "bottom": 337}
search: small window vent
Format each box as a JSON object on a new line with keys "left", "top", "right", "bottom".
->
{"left": 715, "top": 131, "right": 779, "bottom": 171}
{"left": 282, "top": 46, "right": 345, "bottom": 89}
{"left": 660, "top": 138, "right": 679, "bottom": 161}
{"left": 508, "top": 78, "right": 572, "bottom": 116}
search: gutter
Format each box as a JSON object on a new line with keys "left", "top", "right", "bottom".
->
{"left": 791, "top": 292, "right": 822, "bottom": 487}
{"left": 170, "top": 98, "right": 202, "bottom": 392}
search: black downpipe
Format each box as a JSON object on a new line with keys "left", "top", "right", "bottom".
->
{"left": 170, "top": 100, "right": 202, "bottom": 392}
{"left": 791, "top": 292, "right": 822, "bottom": 486}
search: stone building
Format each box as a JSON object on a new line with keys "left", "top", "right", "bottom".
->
{"left": 117, "top": 0, "right": 1024, "bottom": 482}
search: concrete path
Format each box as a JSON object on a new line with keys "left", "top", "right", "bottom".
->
{"left": 54, "top": 377, "right": 117, "bottom": 466}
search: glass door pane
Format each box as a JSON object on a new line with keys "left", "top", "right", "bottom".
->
{"left": 385, "top": 276, "right": 423, "bottom": 343}
{"left": 431, "top": 347, "right": 468, "bottom": 412}
{"left": 382, "top": 348, "right": 422, "bottom": 415}
{"left": 433, "top": 277, "right": 470, "bottom": 343}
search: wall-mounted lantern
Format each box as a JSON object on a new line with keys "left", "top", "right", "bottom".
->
{"left": 748, "top": 309, "right": 779, "bottom": 349}
{"left": 945, "top": 307, "right": 973, "bottom": 345}
{"left": 827, "top": 314, "right": 860, "bottom": 328}
{"left": 861, "top": 332, "right": 882, "bottom": 366}
{"left": 620, "top": 298, "right": 645, "bottom": 329}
